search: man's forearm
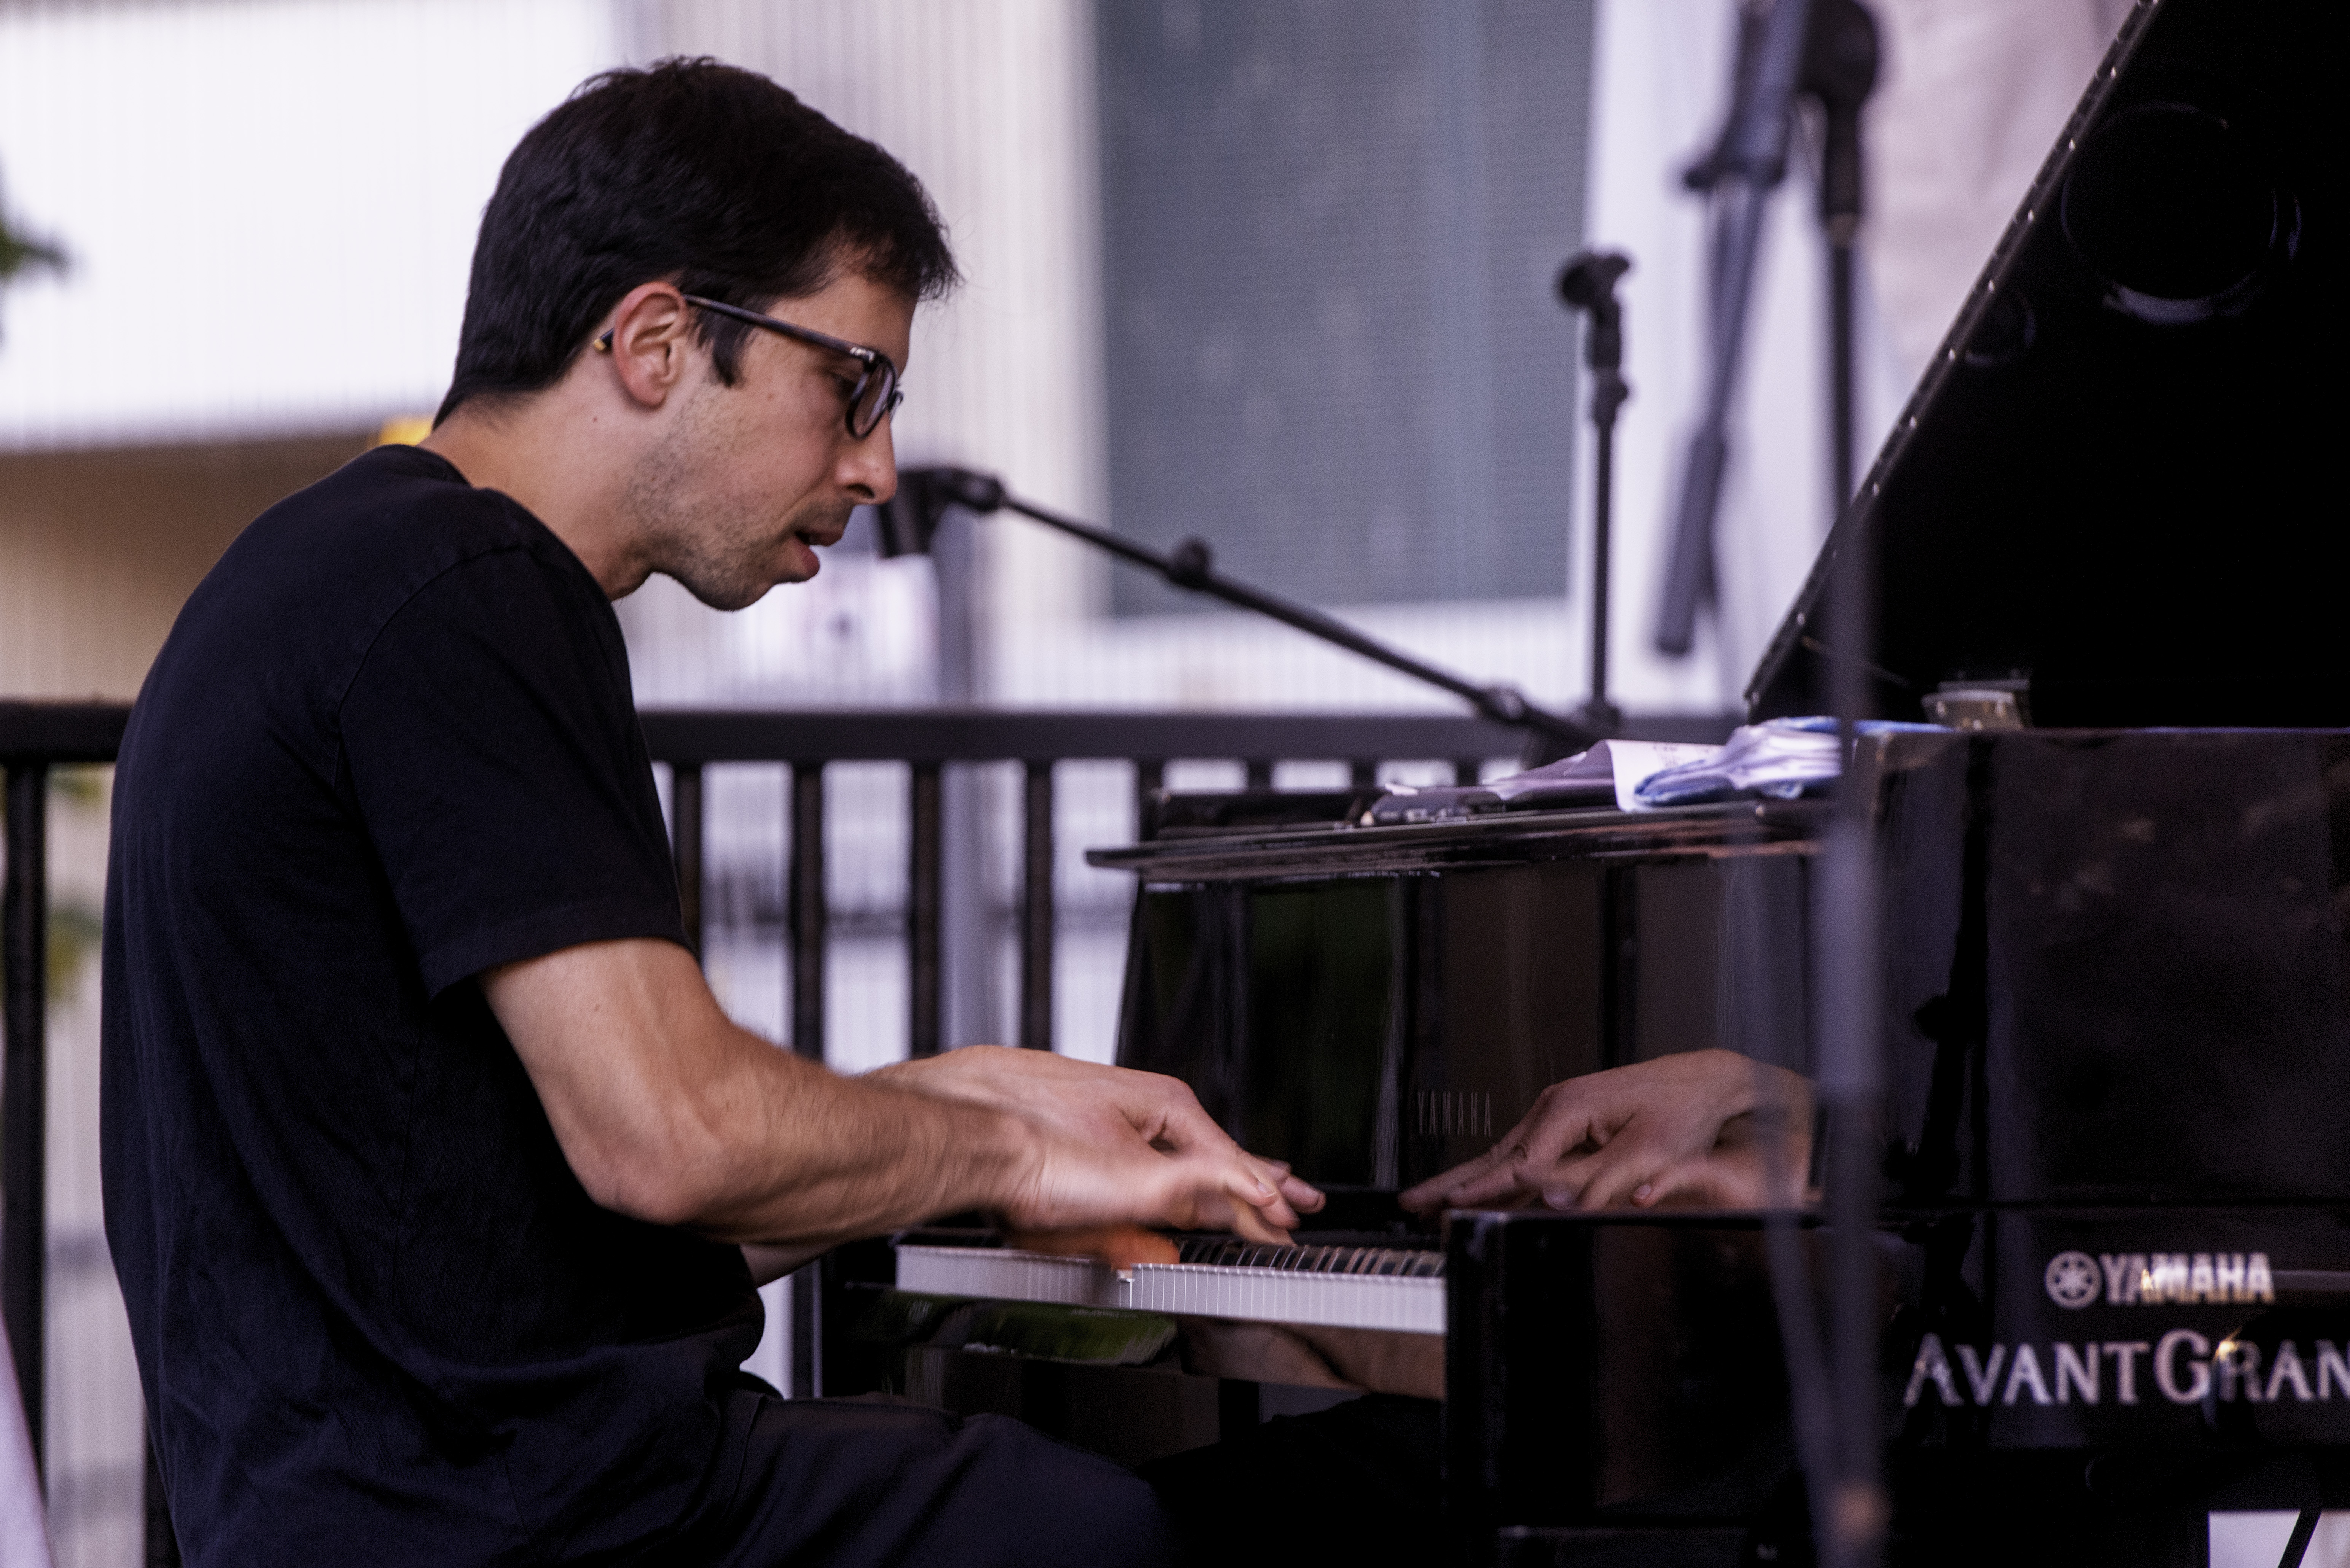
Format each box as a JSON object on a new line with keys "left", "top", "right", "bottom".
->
{"left": 671, "top": 1046, "right": 1033, "bottom": 1248}
{"left": 489, "top": 939, "right": 1300, "bottom": 1257}
{"left": 487, "top": 940, "right": 1035, "bottom": 1247}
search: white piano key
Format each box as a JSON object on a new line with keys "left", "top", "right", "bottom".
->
{"left": 1128, "top": 1261, "right": 1444, "bottom": 1333}
{"left": 895, "top": 1246, "right": 1135, "bottom": 1310}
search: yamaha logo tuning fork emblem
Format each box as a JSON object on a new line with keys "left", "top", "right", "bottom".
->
{"left": 2044, "top": 1252, "right": 2102, "bottom": 1309}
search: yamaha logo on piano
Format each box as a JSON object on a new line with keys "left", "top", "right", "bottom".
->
{"left": 2041, "top": 1248, "right": 2275, "bottom": 1309}
{"left": 1417, "top": 1090, "right": 1493, "bottom": 1139}
{"left": 1900, "top": 1249, "right": 2304, "bottom": 1414}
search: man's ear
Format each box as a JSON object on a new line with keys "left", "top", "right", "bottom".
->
{"left": 597, "top": 282, "right": 695, "bottom": 409}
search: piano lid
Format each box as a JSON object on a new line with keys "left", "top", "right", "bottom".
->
{"left": 1746, "top": 0, "right": 2348, "bottom": 727}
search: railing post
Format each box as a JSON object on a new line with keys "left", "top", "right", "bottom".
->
{"left": 3, "top": 764, "right": 47, "bottom": 1474}
{"left": 1245, "top": 759, "right": 1273, "bottom": 790}
{"left": 1351, "top": 759, "right": 1378, "bottom": 792}
{"left": 908, "top": 763, "right": 943, "bottom": 1060}
{"left": 789, "top": 765, "right": 827, "bottom": 1062}
{"left": 670, "top": 763, "right": 704, "bottom": 956}
{"left": 787, "top": 763, "right": 827, "bottom": 1398}
{"left": 1020, "top": 761, "right": 1054, "bottom": 1052}
{"left": 1133, "top": 760, "right": 1164, "bottom": 843}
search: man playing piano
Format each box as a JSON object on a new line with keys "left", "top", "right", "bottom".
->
{"left": 102, "top": 60, "right": 1317, "bottom": 1568}
{"left": 102, "top": 57, "right": 1794, "bottom": 1568}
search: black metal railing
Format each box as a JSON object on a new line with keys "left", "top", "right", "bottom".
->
{"left": 1, "top": 697, "right": 1729, "bottom": 1552}
{"left": 633, "top": 707, "right": 1632, "bottom": 1058}
{"left": 2, "top": 700, "right": 124, "bottom": 1493}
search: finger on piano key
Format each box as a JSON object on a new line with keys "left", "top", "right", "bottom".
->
{"left": 1000, "top": 1224, "right": 1178, "bottom": 1269}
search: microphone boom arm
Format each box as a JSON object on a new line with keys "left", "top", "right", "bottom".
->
{"left": 884, "top": 468, "right": 1597, "bottom": 750}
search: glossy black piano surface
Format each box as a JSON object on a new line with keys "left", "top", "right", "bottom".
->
{"left": 1108, "top": 728, "right": 2350, "bottom": 1212}
{"left": 1093, "top": 0, "right": 2350, "bottom": 1539}
{"left": 868, "top": 0, "right": 2350, "bottom": 1555}
{"left": 1106, "top": 795, "right": 1817, "bottom": 1199}
{"left": 1448, "top": 1208, "right": 2350, "bottom": 1565}
{"left": 1746, "top": 0, "right": 2347, "bottom": 729}
{"left": 1099, "top": 728, "right": 2350, "bottom": 1558}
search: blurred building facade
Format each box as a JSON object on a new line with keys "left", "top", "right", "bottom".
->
{"left": 0, "top": 2, "right": 2125, "bottom": 1562}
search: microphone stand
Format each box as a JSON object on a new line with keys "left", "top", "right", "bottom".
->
{"left": 1808, "top": 0, "right": 1880, "bottom": 510}
{"left": 1655, "top": 0, "right": 1815, "bottom": 656}
{"left": 878, "top": 469, "right": 1597, "bottom": 754}
{"left": 1656, "top": 0, "right": 1880, "bottom": 654}
{"left": 1557, "top": 251, "right": 1632, "bottom": 739}
{"left": 1661, "top": 5, "right": 1885, "bottom": 1565}
{"left": 1812, "top": 6, "right": 1885, "bottom": 1565}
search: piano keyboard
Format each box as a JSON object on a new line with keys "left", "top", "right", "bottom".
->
{"left": 894, "top": 1239, "right": 1446, "bottom": 1335}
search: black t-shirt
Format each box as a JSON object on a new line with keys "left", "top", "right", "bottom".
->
{"left": 101, "top": 445, "right": 762, "bottom": 1565}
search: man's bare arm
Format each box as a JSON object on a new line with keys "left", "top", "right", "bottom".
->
{"left": 483, "top": 938, "right": 1303, "bottom": 1254}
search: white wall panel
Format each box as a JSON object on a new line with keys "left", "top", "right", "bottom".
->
{"left": 652, "top": 0, "right": 1108, "bottom": 665}
{"left": 1864, "top": 0, "right": 2132, "bottom": 386}
{"left": 0, "top": 0, "right": 625, "bottom": 450}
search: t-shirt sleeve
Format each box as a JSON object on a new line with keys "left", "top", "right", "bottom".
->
{"left": 339, "top": 543, "right": 689, "bottom": 996}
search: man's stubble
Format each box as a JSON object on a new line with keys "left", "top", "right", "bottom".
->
{"left": 623, "top": 377, "right": 852, "bottom": 612}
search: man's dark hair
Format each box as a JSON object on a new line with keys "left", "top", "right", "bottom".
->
{"left": 436, "top": 59, "right": 957, "bottom": 423}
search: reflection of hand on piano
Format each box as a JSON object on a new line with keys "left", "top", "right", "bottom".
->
{"left": 1180, "top": 1318, "right": 1445, "bottom": 1401}
{"left": 1397, "top": 1049, "right": 1812, "bottom": 1215}
{"left": 873, "top": 1044, "right": 1325, "bottom": 1244}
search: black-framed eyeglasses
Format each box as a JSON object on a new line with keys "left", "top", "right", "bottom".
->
{"left": 597, "top": 294, "right": 904, "bottom": 439}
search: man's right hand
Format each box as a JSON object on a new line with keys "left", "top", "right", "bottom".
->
{"left": 1000, "top": 1121, "right": 1298, "bottom": 1245}
{"left": 877, "top": 1045, "right": 1321, "bottom": 1245}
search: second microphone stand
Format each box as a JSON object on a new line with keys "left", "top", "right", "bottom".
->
{"left": 1558, "top": 250, "right": 1632, "bottom": 741}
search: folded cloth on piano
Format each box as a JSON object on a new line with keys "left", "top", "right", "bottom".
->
{"left": 1365, "top": 719, "right": 1954, "bottom": 823}
{"left": 1366, "top": 738, "right": 1717, "bottom": 823}
{"left": 1631, "top": 716, "right": 1945, "bottom": 807}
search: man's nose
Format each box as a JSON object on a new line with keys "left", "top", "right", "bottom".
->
{"left": 841, "top": 423, "right": 897, "bottom": 505}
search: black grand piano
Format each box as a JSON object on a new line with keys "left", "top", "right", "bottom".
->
{"left": 852, "top": 0, "right": 2350, "bottom": 1560}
